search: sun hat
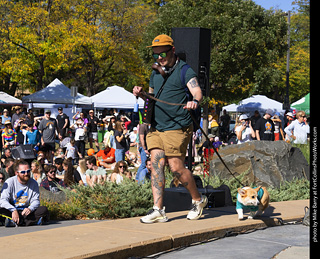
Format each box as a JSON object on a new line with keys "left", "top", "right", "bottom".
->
{"left": 147, "top": 34, "right": 174, "bottom": 48}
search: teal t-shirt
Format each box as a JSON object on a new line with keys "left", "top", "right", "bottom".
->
{"left": 86, "top": 167, "right": 106, "bottom": 177}
{"left": 149, "top": 60, "right": 197, "bottom": 132}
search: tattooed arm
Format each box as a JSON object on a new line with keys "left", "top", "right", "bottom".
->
{"left": 184, "top": 77, "right": 203, "bottom": 110}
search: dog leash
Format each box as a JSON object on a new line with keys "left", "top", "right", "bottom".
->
{"left": 140, "top": 91, "right": 245, "bottom": 187}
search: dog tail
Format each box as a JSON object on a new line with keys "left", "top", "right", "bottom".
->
{"left": 260, "top": 187, "right": 270, "bottom": 211}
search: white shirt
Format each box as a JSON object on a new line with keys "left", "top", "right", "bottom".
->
{"left": 235, "top": 125, "right": 253, "bottom": 144}
{"left": 284, "top": 119, "right": 309, "bottom": 144}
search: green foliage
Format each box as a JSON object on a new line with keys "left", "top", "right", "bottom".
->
{"left": 41, "top": 179, "right": 153, "bottom": 220}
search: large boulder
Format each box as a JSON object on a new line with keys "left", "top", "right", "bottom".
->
{"left": 39, "top": 186, "right": 66, "bottom": 203}
{"left": 210, "top": 141, "right": 309, "bottom": 188}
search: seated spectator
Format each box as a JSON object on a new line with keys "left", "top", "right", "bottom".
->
{"left": 54, "top": 147, "right": 65, "bottom": 161}
{"left": 198, "top": 134, "right": 215, "bottom": 157}
{"left": 54, "top": 157, "right": 65, "bottom": 180}
{"left": 77, "top": 159, "right": 87, "bottom": 186}
{"left": 85, "top": 156, "right": 107, "bottom": 187}
{"left": 30, "top": 160, "right": 46, "bottom": 186}
{"left": 40, "top": 164, "right": 65, "bottom": 193}
{"left": 110, "top": 161, "right": 132, "bottom": 184}
{"left": 1, "top": 148, "right": 12, "bottom": 168}
{"left": 213, "top": 136, "right": 223, "bottom": 149}
{"left": 95, "top": 145, "right": 116, "bottom": 169}
{"left": 0, "top": 158, "right": 14, "bottom": 181}
{"left": 135, "top": 158, "right": 151, "bottom": 184}
{"left": 62, "top": 158, "right": 83, "bottom": 188}
{"left": 0, "top": 172, "right": 5, "bottom": 190}
{"left": 0, "top": 159, "right": 49, "bottom": 227}
{"left": 129, "top": 127, "right": 138, "bottom": 147}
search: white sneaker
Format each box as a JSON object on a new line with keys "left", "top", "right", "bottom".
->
{"left": 140, "top": 206, "right": 168, "bottom": 224}
{"left": 187, "top": 195, "right": 208, "bottom": 220}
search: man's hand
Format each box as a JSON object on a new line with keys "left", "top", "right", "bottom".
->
{"left": 183, "top": 101, "right": 198, "bottom": 110}
{"left": 133, "top": 86, "right": 143, "bottom": 97}
{"left": 21, "top": 208, "right": 31, "bottom": 217}
{"left": 12, "top": 210, "right": 20, "bottom": 224}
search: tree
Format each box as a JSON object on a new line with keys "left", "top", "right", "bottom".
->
{"left": 0, "top": 0, "right": 155, "bottom": 96}
{"left": 141, "top": 0, "right": 288, "bottom": 104}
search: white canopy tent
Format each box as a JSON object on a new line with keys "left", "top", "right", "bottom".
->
{"left": 91, "top": 85, "right": 145, "bottom": 109}
{"left": 222, "top": 95, "right": 287, "bottom": 116}
{"left": 0, "top": 91, "right": 22, "bottom": 105}
{"left": 22, "top": 78, "right": 92, "bottom": 105}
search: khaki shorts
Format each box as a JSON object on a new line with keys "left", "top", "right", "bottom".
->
{"left": 146, "top": 124, "right": 193, "bottom": 157}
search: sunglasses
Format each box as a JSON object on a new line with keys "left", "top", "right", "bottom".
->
{"left": 18, "top": 169, "right": 31, "bottom": 174}
{"left": 119, "top": 166, "right": 125, "bottom": 168}
{"left": 152, "top": 47, "right": 172, "bottom": 59}
{"left": 0, "top": 178, "right": 4, "bottom": 180}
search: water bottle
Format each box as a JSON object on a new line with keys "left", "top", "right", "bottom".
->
{"left": 134, "top": 96, "right": 139, "bottom": 113}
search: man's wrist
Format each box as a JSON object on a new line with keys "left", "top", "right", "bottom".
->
{"left": 192, "top": 99, "right": 199, "bottom": 105}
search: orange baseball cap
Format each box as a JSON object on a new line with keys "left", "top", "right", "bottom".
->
{"left": 147, "top": 34, "right": 174, "bottom": 48}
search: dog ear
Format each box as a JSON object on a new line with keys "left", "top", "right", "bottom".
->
{"left": 256, "top": 186, "right": 262, "bottom": 192}
{"left": 238, "top": 188, "right": 246, "bottom": 196}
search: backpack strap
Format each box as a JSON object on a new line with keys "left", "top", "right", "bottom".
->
{"left": 180, "top": 64, "right": 192, "bottom": 101}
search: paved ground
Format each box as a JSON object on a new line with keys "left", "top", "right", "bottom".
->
{"left": 145, "top": 224, "right": 309, "bottom": 259}
{"left": 0, "top": 199, "right": 309, "bottom": 259}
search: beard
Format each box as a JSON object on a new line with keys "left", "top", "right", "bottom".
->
{"left": 18, "top": 174, "right": 30, "bottom": 184}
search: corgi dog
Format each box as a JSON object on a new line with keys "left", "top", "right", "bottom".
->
{"left": 236, "top": 186, "right": 270, "bottom": 220}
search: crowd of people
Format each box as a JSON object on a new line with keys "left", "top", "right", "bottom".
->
{"left": 0, "top": 102, "right": 309, "bottom": 227}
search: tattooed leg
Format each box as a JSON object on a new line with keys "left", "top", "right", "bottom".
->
{"left": 168, "top": 156, "right": 201, "bottom": 201}
{"left": 150, "top": 149, "right": 166, "bottom": 209}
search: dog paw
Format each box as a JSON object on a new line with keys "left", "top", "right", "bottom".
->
{"left": 238, "top": 217, "right": 244, "bottom": 220}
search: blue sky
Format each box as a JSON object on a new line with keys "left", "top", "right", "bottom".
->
{"left": 253, "top": 0, "right": 298, "bottom": 11}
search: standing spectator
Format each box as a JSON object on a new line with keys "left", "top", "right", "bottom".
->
{"left": 0, "top": 172, "right": 5, "bottom": 190}
{"left": 72, "top": 111, "right": 88, "bottom": 126}
{"left": 136, "top": 122, "right": 150, "bottom": 181}
{"left": 272, "top": 114, "right": 285, "bottom": 141}
{"left": 114, "top": 121, "right": 128, "bottom": 162}
{"left": 70, "top": 118, "right": 87, "bottom": 159}
{"left": 255, "top": 109, "right": 275, "bottom": 141}
{"left": 284, "top": 111, "right": 309, "bottom": 144}
{"left": 11, "top": 106, "right": 23, "bottom": 127}
{"left": 38, "top": 109, "right": 61, "bottom": 163}
{"left": 2, "top": 120, "right": 17, "bottom": 148}
{"left": 85, "top": 156, "right": 107, "bottom": 187}
{"left": 1, "top": 109, "right": 11, "bottom": 124}
{"left": 65, "top": 139, "right": 82, "bottom": 164}
{"left": 219, "top": 109, "right": 231, "bottom": 135}
{"left": 209, "top": 109, "right": 219, "bottom": 137}
{"left": 25, "top": 123, "right": 41, "bottom": 151}
{"left": 40, "top": 164, "right": 65, "bottom": 193}
{"left": 0, "top": 160, "right": 49, "bottom": 227}
{"left": 56, "top": 107, "right": 69, "bottom": 140}
{"left": 235, "top": 114, "right": 255, "bottom": 144}
{"left": 250, "top": 110, "right": 261, "bottom": 131}
{"left": 87, "top": 110, "right": 100, "bottom": 152}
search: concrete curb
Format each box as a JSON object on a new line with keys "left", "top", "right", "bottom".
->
{"left": 0, "top": 200, "right": 308, "bottom": 259}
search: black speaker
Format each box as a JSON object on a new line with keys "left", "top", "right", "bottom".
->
{"left": 171, "top": 27, "right": 211, "bottom": 95}
{"left": 11, "top": 144, "right": 36, "bottom": 160}
{"left": 163, "top": 187, "right": 225, "bottom": 213}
